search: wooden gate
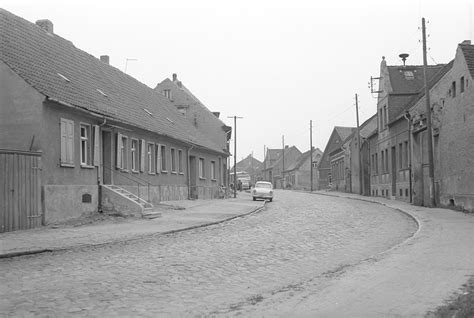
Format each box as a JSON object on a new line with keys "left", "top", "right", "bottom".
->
{"left": 0, "top": 149, "right": 42, "bottom": 233}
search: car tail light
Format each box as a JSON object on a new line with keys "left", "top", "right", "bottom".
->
{"left": 269, "top": 191, "right": 273, "bottom": 195}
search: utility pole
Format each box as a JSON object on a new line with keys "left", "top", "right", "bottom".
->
{"left": 310, "top": 120, "right": 313, "bottom": 192}
{"left": 282, "top": 135, "right": 285, "bottom": 188}
{"left": 422, "top": 17, "right": 436, "bottom": 207}
{"left": 355, "top": 94, "right": 362, "bottom": 195}
{"left": 263, "top": 145, "right": 266, "bottom": 181}
{"left": 228, "top": 115, "right": 243, "bottom": 198}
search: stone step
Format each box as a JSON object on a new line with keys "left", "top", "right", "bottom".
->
{"left": 142, "top": 210, "right": 161, "bottom": 219}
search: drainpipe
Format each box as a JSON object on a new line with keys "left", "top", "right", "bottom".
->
{"left": 404, "top": 111, "right": 413, "bottom": 203}
{"left": 97, "top": 118, "right": 107, "bottom": 213}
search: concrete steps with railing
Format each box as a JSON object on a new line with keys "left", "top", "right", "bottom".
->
{"left": 102, "top": 185, "right": 161, "bottom": 219}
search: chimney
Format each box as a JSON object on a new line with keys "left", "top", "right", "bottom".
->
{"left": 461, "top": 40, "right": 472, "bottom": 45}
{"left": 285, "top": 145, "right": 289, "bottom": 149}
{"left": 36, "top": 19, "right": 54, "bottom": 34}
{"left": 172, "top": 73, "right": 177, "bottom": 82}
{"left": 100, "top": 55, "right": 110, "bottom": 64}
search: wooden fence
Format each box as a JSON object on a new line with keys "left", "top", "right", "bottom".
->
{"left": 0, "top": 149, "right": 42, "bottom": 233}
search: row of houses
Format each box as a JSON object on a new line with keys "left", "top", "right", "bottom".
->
{"left": 0, "top": 9, "right": 231, "bottom": 231}
{"left": 317, "top": 41, "right": 474, "bottom": 212}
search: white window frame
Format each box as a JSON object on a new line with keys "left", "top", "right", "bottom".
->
{"left": 131, "top": 138, "right": 139, "bottom": 172}
{"left": 147, "top": 142, "right": 155, "bottom": 174}
{"left": 210, "top": 160, "right": 216, "bottom": 181}
{"left": 80, "top": 123, "right": 92, "bottom": 167}
{"left": 199, "top": 158, "right": 205, "bottom": 179}
{"left": 120, "top": 135, "right": 128, "bottom": 171}
{"left": 60, "top": 118, "right": 75, "bottom": 166}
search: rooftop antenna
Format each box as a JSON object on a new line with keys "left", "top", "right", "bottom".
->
{"left": 124, "top": 58, "right": 138, "bottom": 73}
{"left": 399, "top": 53, "right": 409, "bottom": 66}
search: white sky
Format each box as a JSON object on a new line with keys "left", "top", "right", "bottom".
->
{"left": 3, "top": 0, "right": 473, "bottom": 161}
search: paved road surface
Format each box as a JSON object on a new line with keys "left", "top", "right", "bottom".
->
{"left": 0, "top": 191, "right": 417, "bottom": 317}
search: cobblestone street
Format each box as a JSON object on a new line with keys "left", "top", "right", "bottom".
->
{"left": 0, "top": 191, "right": 417, "bottom": 316}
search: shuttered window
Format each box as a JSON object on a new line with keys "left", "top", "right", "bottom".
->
{"left": 60, "top": 118, "right": 74, "bottom": 166}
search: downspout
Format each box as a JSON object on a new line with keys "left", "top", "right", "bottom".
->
{"left": 97, "top": 118, "right": 107, "bottom": 213}
{"left": 404, "top": 111, "right": 413, "bottom": 203}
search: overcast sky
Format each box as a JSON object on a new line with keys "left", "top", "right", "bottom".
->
{"left": 4, "top": 0, "right": 473, "bottom": 161}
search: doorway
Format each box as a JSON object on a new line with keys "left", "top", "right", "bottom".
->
{"left": 102, "top": 130, "right": 112, "bottom": 184}
{"left": 391, "top": 146, "right": 397, "bottom": 197}
{"left": 189, "top": 155, "right": 197, "bottom": 199}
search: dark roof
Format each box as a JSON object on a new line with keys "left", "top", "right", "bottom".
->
{"left": 269, "top": 146, "right": 301, "bottom": 169}
{"left": 460, "top": 44, "right": 474, "bottom": 77}
{"left": 285, "top": 148, "right": 322, "bottom": 172}
{"left": 359, "top": 114, "right": 378, "bottom": 138}
{"left": 391, "top": 60, "right": 454, "bottom": 124}
{"left": 387, "top": 64, "right": 445, "bottom": 94}
{"left": 334, "top": 126, "right": 356, "bottom": 143}
{"left": 386, "top": 63, "right": 446, "bottom": 122}
{"left": 0, "top": 9, "right": 225, "bottom": 154}
{"left": 265, "top": 149, "right": 282, "bottom": 162}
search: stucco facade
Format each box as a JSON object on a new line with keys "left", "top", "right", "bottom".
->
{"left": 409, "top": 42, "right": 474, "bottom": 212}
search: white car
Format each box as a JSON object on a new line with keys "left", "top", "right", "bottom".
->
{"left": 252, "top": 181, "right": 273, "bottom": 202}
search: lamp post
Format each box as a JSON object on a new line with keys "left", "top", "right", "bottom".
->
{"left": 228, "top": 116, "right": 243, "bottom": 198}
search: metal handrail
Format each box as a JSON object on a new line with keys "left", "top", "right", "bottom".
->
{"left": 103, "top": 165, "right": 154, "bottom": 202}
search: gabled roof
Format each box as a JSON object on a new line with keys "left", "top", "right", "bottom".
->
{"left": 359, "top": 114, "right": 378, "bottom": 139}
{"left": 0, "top": 9, "right": 225, "bottom": 154}
{"left": 264, "top": 149, "right": 282, "bottom": 163}
{"left": 285, "top": 148, "right": 322, "bottom": 172}
{"left": 334, "top": 126, "right": 356, "bottom": 143}
{"left": 268, "top": 146, "right": 301, "bottom": 170}
{"left": 460, "top": 43, "right": 474, "bottom": 78}
{"left": 386, "top": 63, "right": 446, "bottom": 123}
{"left": 387, "top": 64, "right": 445, "bottom": 94}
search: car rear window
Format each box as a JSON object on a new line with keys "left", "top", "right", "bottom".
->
{"left": 256, "top": 183, "right": 272, "bottom": 189}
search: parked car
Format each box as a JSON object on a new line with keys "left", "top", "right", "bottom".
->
{"left": 252, "top": 181, "right": 273, "bottom": 202}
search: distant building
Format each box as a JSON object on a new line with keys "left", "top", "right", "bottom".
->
{"left": 231, "top": 154, "right": 263, "bottom": 185}
{"left": 263, "top": 146, "right": 301, "bottom": 189}
{"left": 284, "top": 147, "right": 322, "bottom": 190}
{"left": 319, "top": 127, "right": 355, "bottom": 190}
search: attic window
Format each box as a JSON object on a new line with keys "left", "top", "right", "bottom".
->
{"left": 97, "top": 89, "right": 108, "bottom": 97}
{"left": 166, "top": 117, "right": 174, "bottom": 124}
{"left": 403, "top": 71, "right": 414, "bottom": 80}
{"left": 143, "top": 108, "right": 153, "bottom": 116}
{"left": 163, "top": 89, "right": 172, "bottom": 100}
{"left": 57, "top": 73, "right": 70, "bottom": 82}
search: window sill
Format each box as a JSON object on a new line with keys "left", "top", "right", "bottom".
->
{"left": 131, "top": 170, "right": 139, "bottom": 174}
{"left": 161, "top": 170, "right": 168, "bottom": 174}
{"left": 199, "top": 177, "right": 206, "bottom": 180}
{"left": 80, "top": 164, "right": 95, "bottom": 169}
{"left": 211, "top": 179, "right": 217, "bottom": 182}
{"left": 60, "top": 163, "right": 75, "bottom": 168}
{"left": 179, "top": 172, "right": 184, "bottom": 175}
{"left": 171, "top": 171, "right": 177, "bottom": 175}
{"left": 120, "top": 169, "right": 129, "bottom": 173}
{"left": 148, "top": 172, "right": 156, "bottom": 175}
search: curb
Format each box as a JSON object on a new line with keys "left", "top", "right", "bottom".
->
{"left": 0, "top": 201, "right": 266, "bottom": 260}
{"left": 307, "top": 190, "right": 422, "bottom": 244}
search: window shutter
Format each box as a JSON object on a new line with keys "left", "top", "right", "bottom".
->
{"left": 140, "top": 139, "right": 146, "bottom": 172}
{"left": 116, "top": 133, "right": 122, "bottom": 168}
{"left": 93, "top": 125, "right": 100, "bottom": 166}
{"left": 157, "top": 144, "right": 162, "bottom": 173}
{"left": 66, "top": 120, "right": 74, "bottom": 163}
{"left": 60, "top": 119, "right": 67, "bottom": 163}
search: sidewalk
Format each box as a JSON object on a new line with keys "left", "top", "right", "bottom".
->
{"left": 283, "top": 190, "right": 474, "bottom": 317}
{"left": 0, "top": 193, "right": 264, "bottom": 259}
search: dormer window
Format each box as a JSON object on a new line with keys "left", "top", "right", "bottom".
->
{"left": 163, "top": 89, "right": 172, "bottom": 100}
{"left": 403, "top": 71, "right": 414, "bottom": 80}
